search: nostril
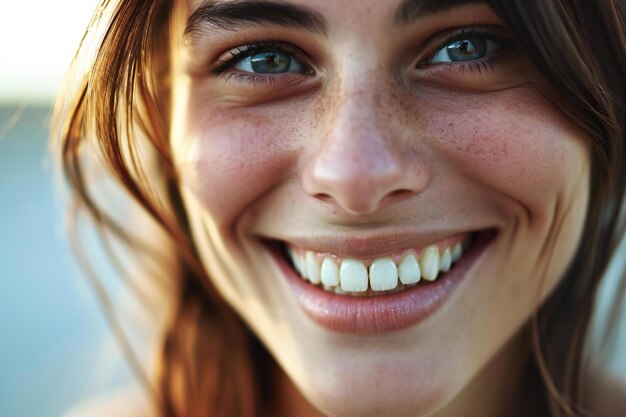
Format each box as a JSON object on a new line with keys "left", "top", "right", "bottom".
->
{"left": 375, "top": 188, "right": 419, "bottom": 208}
{"left": 312, "top": 193, "right": 334, "bottom": 204}
{"left": 306, "top": 183, "right": 425, "bottom": 214}
{"left": 389, "top": 189, "right": 415, "bottom": 198}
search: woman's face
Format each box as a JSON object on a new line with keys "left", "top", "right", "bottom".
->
{"left": 170, "top": 0, "right": 590, "bottom": 416}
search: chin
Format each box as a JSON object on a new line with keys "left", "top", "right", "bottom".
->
{"left": 296, "top": 365, "right": 452, "bottom": 417}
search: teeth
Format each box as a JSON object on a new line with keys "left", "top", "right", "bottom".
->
{"left": 340, "top": 259, "right": 369, "bottom": 292}
{"left": 306, "top": 251, "right": 321, "bottom": 284}
{"left": 451, "top": 243, "right": 462, "bottom": 262}
{"left": 419, "top": 245, "right": 440, "bottom": 281}
{"left": 333, "top": 287, "right": 348, "bottom": 295}
{"left": 289, "top": 247, "right": 306, "bottom": 277}
{"left": 320, "top": 258, "right": 340, "bottom": 286}
{"left": 398, "top": 253, "right": 421, "bottom": 284}
{"left": 369, "top": 258, "right": 398, "bottom": 291}
{"left": 287, "top": 237, "right": 467, "bottom": 294}
{"left": 440, "top": 248, "right": 452, "bottom": 273}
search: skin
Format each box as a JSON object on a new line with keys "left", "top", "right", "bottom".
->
{"left": 168, "top": 1, "right": 591, "bottom": 416}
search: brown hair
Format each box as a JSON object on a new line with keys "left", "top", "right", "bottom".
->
{"left": 51, "top": 0, "right": 626, "bottom": 416}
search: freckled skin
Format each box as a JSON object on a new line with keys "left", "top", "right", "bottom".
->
{"left": 171, "top": 1, "right": 590, "bottom": 416}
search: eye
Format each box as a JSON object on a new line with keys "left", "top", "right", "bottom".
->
{"left": 414, "top": 28, "right": 525, "bottom": 91}
{"left": 210, "top": 41, "right": 316, "bottom": 91}
{"left": 234, "top": 50, "right": 306, "bottom": 74}
{"left": 427, "top": 34, "right": 506, "bottom": 64}
{"left": 212, "top": 41, "right": 310, "bottom": 75}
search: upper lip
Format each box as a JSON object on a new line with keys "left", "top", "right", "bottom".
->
{"left": 265, "top": 230, "right": 478, "bottom": 259}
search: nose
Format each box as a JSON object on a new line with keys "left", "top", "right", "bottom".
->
{"left": 302, "top": 90, "right": 431, "bottom": 215}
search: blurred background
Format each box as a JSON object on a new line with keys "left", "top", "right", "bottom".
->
{"left": 1, "top": 1, "right": 626, "bottom": 417}
{"left": 1, "top": 1, "right": 137, "bottom": 416}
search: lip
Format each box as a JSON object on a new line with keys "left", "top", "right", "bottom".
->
{"left": 275, "top": 231, "right": 471, "bottom": 259}
{"left": 266, "top": 230, "right": 496, "bottom": 334}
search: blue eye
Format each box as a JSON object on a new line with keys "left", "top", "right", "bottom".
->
{"left": 428, "top": 35, "right": 502, "bottom": 63}
{"left": 234, "top": 50, "right": 305, "bottom": 74}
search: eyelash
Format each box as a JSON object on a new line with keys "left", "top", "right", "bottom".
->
{"left": 211, "top": 27, "right": 515, "bottom": 83}
{"left": 423, "top": 27, "right": 515, "bottom": 73}
{"left": 213, "top": 41, "right": 308, "bottom": 74}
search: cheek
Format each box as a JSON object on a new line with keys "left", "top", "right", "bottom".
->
{"left": 175, "top": 108, "right": 300, "bottom": 226}
{"left": 426, "top": 90, "right": 588, "bottom": 227}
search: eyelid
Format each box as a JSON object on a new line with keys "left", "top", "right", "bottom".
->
{"left": 212, "top": 41, "right": 313, "bottom": 75}
{"left": 418, "top": 26, "right": 515, "bottom": 66}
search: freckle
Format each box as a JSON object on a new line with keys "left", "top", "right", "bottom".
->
{"left": 498, "top": 142, "right": 510, "bottom": 157}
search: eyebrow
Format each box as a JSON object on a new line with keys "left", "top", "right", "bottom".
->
{"left": 394, "top": 0, "right": 488, "bottom": 25}
{"left": 184, "top": 0, "right": 489, "bottom": 39}
{"left": 184, "top": 0, "right": 327, "bottom": 38}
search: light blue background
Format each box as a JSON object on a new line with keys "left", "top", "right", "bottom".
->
{"left": 0, "top": 105, "right": 132, "bottom": 417}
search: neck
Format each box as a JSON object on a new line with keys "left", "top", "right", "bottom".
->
{"left": 264, "top": 360, "right": 326, "bottom": 417}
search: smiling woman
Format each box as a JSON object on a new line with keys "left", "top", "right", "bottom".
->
{"left": 53, "top": 0, "right": 626, "bottom": 417}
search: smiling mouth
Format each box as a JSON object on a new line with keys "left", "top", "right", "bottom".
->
{"left": 267, "top": 230, "right": 495, "bottom": 333}
{"left": 278, "top": 233, "right": 472, "bottom": 297}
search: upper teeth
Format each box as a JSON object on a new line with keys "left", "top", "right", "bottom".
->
{"left": 287, "top": 240, "right": 467, "bottom": 295}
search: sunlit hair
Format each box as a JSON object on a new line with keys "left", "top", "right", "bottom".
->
{"left": 51, "top": 0, "right": 626, "bottom": 416}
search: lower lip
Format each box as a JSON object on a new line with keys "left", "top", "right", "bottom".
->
{"left": 268, "top": 230, "right": 495, "bottom": 334}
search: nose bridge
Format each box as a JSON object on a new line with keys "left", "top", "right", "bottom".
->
{"left": 325, "top": 86, "right": 393, "bottom": 173}
{"left": 302, "top": 78, "right": 431, "bottom": 215}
